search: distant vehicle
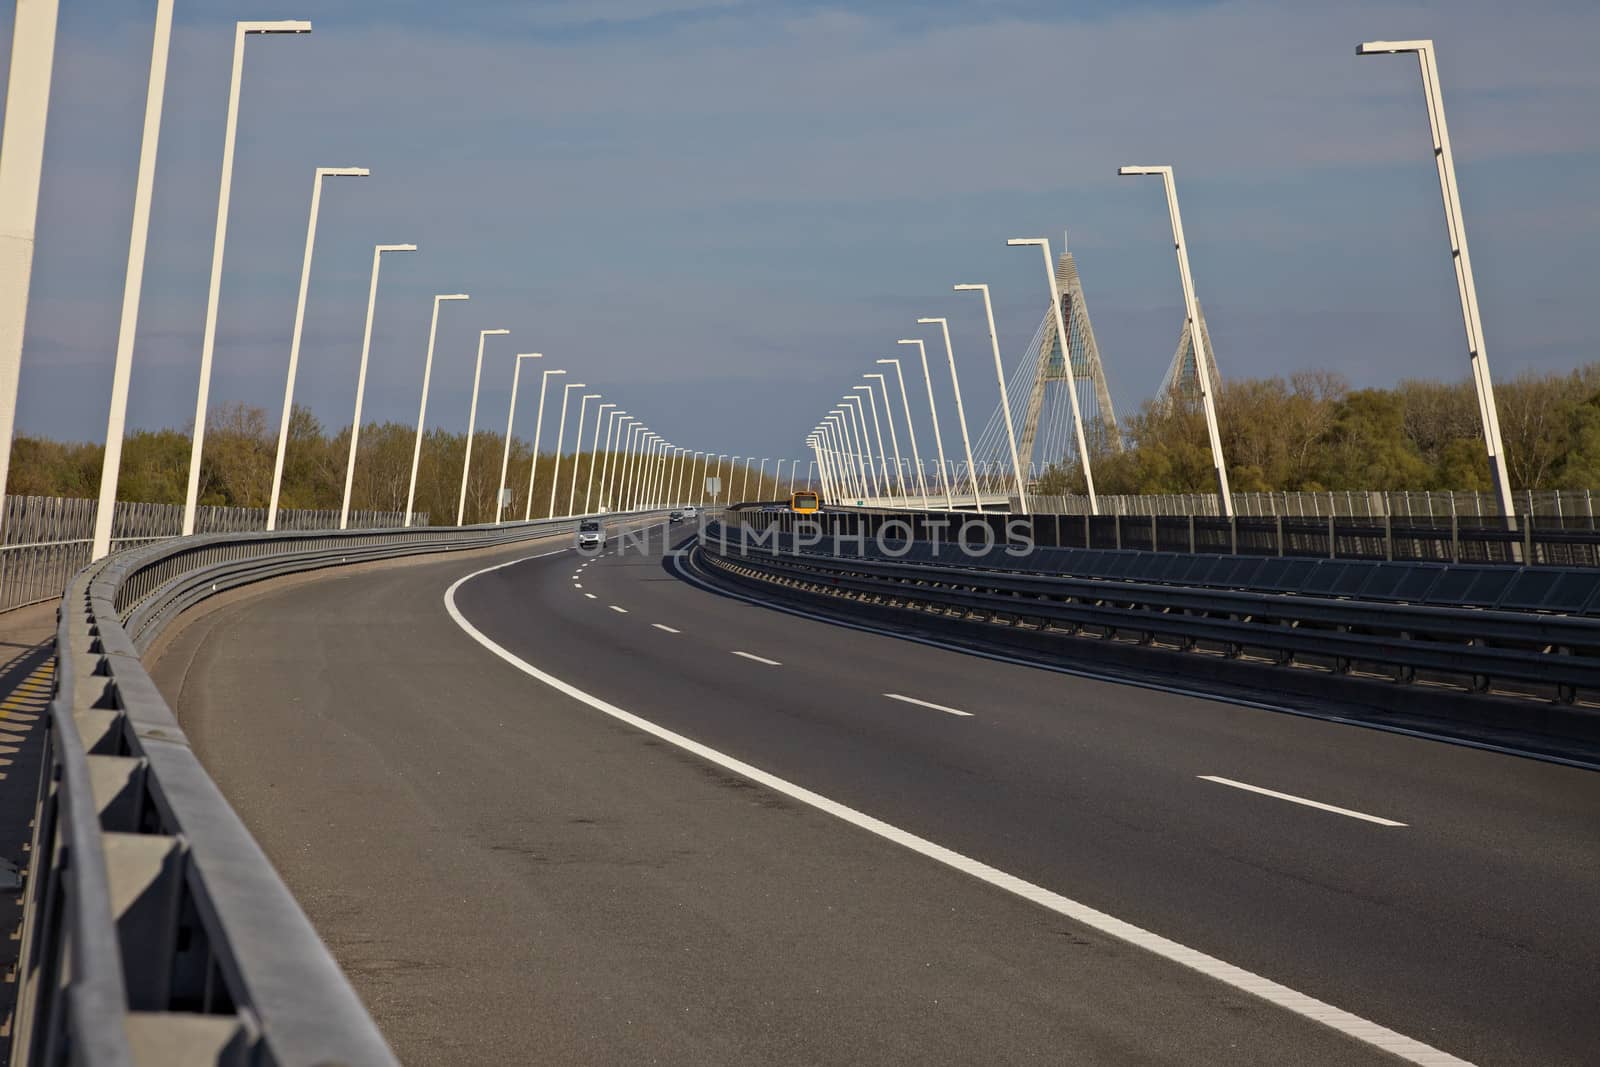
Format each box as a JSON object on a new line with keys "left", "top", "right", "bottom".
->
{"left": 669, "top": 509, "right": 684, "bottom": 522}
{"left": 682, "top": 505, "right": 698, "bottom": 518}
{"left": 576, "top": 519, "right": 604, "bottom": 550}
{"left": 790, "top": 490, "right": 822, "bottom": 514}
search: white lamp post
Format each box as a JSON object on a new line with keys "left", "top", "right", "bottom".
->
{"left": 826, "top": 422, "right": 851, "bottom": 499}
{"left": 843, "top": 395, "right": 880, "bottom": 501}
{"left": 1008, "top": 237, "right": 1099, "bottom": 512}
{"left": 1106, "top": 179, "right": 1226, "bottom": 515}
{"left": 918, "top": 317, "right": 982, "bottom": 513}
{"left": 865, "top": 373, "right": 905, "bottom": 501}
{"left": 853, "top": 384, "right": 891, "bottom": 499}
{"left": 546, "top": 382, "right": 586, "bottom": 518}
{"left": 566, "top": 392, "right": 600, "bottom": 517}
{"left": 405, "top": 293, "right": 468, "bottom": 526}
{"left": 876, "top": 358, "right": 927, "bottom": 505}
{"left": 1357, "top": 40, "right": 1514, "bottom": 523}
{"left": 954, "top": 283, "right": 1027, "bottom": 511}
{"left": 0, "top": 0, "right": 61, "bottom": 537}
{"left": 584, "top": 402, "right": 616, "bottom": 513}
{"left": 183, "top": 20, "right": 312, "bottom": 536}
{"left": 89, "top": 0, "right": 174, "bottom": 559}
{"left": 495, "top": 353, "right": 542, "bottom": 524}
{"left": 522, "top": 365, "right": 561, "bottom": 520}
{"left": 897, "top": 338, "right": 953, "bottom": 508}
{"left": 838, "top": 402, "right": 870, "bottom": 499}
{"left": 638, "top": 434, "right": 659, "bottom": 510}
{"left": 621, "top": 424, "right": 645, "bottom": 510}
{"left": 340, "top": 243, "right": 416, "bottom": 530}
{"left": 597, "top": 411, "right": 628, "bottom": 511}
{"left": 264, "top": 166, "right": 369, "bottom": 533}
{"left": 456, "top": 328, "right": 511, "bottom": 525}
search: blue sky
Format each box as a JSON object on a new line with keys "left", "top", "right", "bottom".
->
{"left": 5, "top": 0, "right": 1599, "bottom": 466}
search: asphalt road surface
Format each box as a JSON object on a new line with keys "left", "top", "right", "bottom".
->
{"left": 148, "top": 521, "right": 1600, "bottom": 1065}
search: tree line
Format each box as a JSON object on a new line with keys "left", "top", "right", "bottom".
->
{"left": 1038, "top": 362, "right": 1600, "bottom": 497}
{"left": 9, "top": 403, "right": 785, "bottom": 525}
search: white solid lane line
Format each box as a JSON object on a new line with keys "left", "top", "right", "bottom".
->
{"left": 442, "top": 555, "right": 1466, "bottom": 1067}
{"left": 1197, "top": 776, "right": 1407, "bottom": 827}
{"left": 884, "top": 693, "right": 972, "bottom": 718}
{"left": 652, "top": 624, "right": 681, "bottom": 634}
{"left": 610, "top": 605, "right": 629, "bottom": 614}
{"left": 584, "top": 593, "right": 597, "bottom": 600}
{"left": 731, "top": 651, "right": 781, "bottom": 666}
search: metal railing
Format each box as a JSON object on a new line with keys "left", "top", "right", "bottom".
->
{"left": 699, "top": 521, "right": 1600, "bottom": 710}
{"left": 1027, "top": 487, "right": 1600, "bottom": 521}
{"left": 0, "top": 496, "right": 426, "bottom": 615}
{"left": 737, "top": 506, "right": 1600, "bottom": 568}
{"left": 13, "top": 511, "right": 647, "bottom": 1066}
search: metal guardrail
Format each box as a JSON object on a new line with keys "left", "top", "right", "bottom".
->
{"left": 699, "top": 522, "right": 1600, "bottom": 707}
{"left": 13, "top": 512, "right": 644, "bottom": 1066}
{"left": 739, "top": 506, "right": 1600, "bottom": 567}
{"left": 0, "top": 496, "right": 428, "bottom": 615}
{"left": 1028, "top": 487, "right": 1600, "bottom": 521}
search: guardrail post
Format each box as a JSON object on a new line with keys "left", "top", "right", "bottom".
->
{"left": 1385, "top": 513, "right": 1394, "bottom": 561}
{"left": 1327, "top": 513, "right": 1336, "bottom": 559}
{"left": 1115, "top": 515, "right": 1122, "bottom": 551}
{"left": 1451, "top": 513, "right": 1460, "bottom": 563}
{"left": 1188, "top": 514, "right": 1196, "bottom": 554}
{"left": 1275, "top": 514, "right": 1284, "bottom": 557}
{"left": 1150, "top": 514, "right": 1157, "bottom": 552}
{"left": 1083, "top": 513, "right": 1091, "bottom": 550}
{"left": 1229, "top": 516, "right": 1238, "bottom": 556}
{"left": 1523, "top": 513, "right": 1534, "bottom": 565}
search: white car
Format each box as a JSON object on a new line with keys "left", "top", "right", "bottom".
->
{"left": 575, "top": 519, "right": 604, "bottom": 549}
{"left": 681, "top": 505, "right": 698, "bottom": 519}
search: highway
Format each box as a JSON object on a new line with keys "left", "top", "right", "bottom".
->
{"left": 147, "top": 520, "right": 1600, "bottom": 1065}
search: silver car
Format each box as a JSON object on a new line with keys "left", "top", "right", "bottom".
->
{"left": 575, "top": 519, "right": 604, "bottom": 550}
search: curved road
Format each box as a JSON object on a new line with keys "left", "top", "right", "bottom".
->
{"left": 147, "top": 521, "right": 1600, "bottom": 1065}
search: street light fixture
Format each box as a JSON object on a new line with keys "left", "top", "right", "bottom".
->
{"left": 876, "top": 358, "right": 927, "bottom": 505}
{"left": 496, "top": 353, "right": 542, "bottom": 524}
{"left": 865, "top": 373, "right": 906, "bottom": 501}
{"left": 954, "top": 283, "right": 1027, "bottom": 510}
{"left": 340, "top": 243, "right": 417, "bottom": 530}
{"left": 264, "top": 166, "right": 370, "bottom": 533}
{"left": 841, "top": 396, "right": 878, "bottom": 500}
{"left": 917, "top": 317, "right": 982, "bottom": 513}
{"left": 1356, "top": 39, "right": 1514, "bottom": 524}
{"left": 183, "top": 19, "right": 313, "bottom": 536}
{"left": 91, "top": 0, "right": 176, "bottom": 560}
{"left": 406, "top": 293, "right": 469, "bottom": 526}
{"left": 1008, "top": 237, "right": 1101, "bottom": 513}
{"left": 584, "top": 402, "right": 616, "bottom": 513}
{"left": 547, "top": 382, "right": 587, "bottom": 517}
{"left": 523, "top": 365, "right": 561, "bottom": 519}
{"left": 852, "top": 384, "right": 890, "bottom": 500}
{"left": 457, "top": 328, "right": 511, "bottom": 525}
{"left": 567, "top": 393, "right": 600, "bottom": 516}
{"left": 897, "top": 339, "right": 953, "bottom": 508}
{"left": 597, "top": 410, "right": 628, "bottom": 511}
{"left": 1108, "top": 174, "right": 1229, "bottom": 516}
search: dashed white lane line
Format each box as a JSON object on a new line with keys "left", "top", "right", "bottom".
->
{"left": 574, "top": 583, "right": 582, "bottom": 589}
{"left": 610, "top": 605, "right": 629, "bottom": 614}
{"left": 584, "top": 593, "right": 597, "bottom": 600}
{"left": 652, "top": 624, "right": 681, "bottom": 634}
{"left": 730, "top": 651, "right": 781, "bottom": 666}
{"left": 884, "top": 693, "right": 972, "bottom": 718}
{"left": 1197, "top": 776, "right": 1407, "bottom": 827}
{"left": 443, "top": 555, "right": 1466, "bottom": 1067}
